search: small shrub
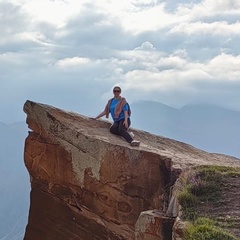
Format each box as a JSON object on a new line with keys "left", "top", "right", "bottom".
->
{"left": 195, "top": 217, "right": 215, "bottom": 225}
{"left": 178, "top": 188, "right": 198, "bottom": 208}
{"left": 184, "top": 217, "right": 238, "bottom": 240}
{"left": 190, "top": 179, "right": 221, "bottom": 202}
{"left": 178, "top": 187, "right": 198, "bottom": 220}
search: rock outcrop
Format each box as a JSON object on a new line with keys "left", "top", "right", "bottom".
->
{"left": 23, "top": 100, "right": 240, "bottom": 240}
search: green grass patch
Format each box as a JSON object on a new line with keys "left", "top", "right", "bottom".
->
{"left": 197, "top": 165, "right": 240, "bottom": 177}
{"left": 184, "top": 217, "right": 238, "bottom": 240}
{"left": 177, "top": 186, "right": 198, "bottom": 220}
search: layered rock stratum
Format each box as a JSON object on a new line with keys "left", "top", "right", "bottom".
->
{"left": 23, "top": 100, "right": 240, "bottom": 240}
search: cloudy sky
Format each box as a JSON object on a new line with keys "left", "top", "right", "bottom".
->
{"left": 1, "top": 0, "right": 240, "bottom": 123}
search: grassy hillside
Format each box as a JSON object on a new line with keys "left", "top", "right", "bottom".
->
{"left": 177, "top": 165, "right": 240, "bottom": 239}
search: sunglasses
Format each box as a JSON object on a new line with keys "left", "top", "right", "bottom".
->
{"left": 113, "top": 90, "right": 120, "bottom": 93}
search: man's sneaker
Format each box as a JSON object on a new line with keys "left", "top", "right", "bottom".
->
{"left": 129, "top": 131, "right": 135, "bottom": 138}
{"left": 130, "top": 140, "right": 140, "bottom": 147}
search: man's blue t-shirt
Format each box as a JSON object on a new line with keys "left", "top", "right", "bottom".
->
{"left": 110, "top": 98, "right": 129, "bottom": 122}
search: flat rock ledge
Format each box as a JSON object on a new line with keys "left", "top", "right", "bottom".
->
{"left": 23, "top": 100, "right": 240, "bottom": 240}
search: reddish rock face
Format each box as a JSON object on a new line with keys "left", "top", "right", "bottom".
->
{"left": 23, "top": 100, "right": 172, "bottom": 240}
{"left": 23, "top": 100, "right": 240, "bottom": 240}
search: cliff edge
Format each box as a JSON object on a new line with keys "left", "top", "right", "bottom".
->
{"left": 23, "top": 100, "right": 240, "bottom": 240}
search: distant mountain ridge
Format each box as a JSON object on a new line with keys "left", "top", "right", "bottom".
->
{"left": 130, "top": 101, "right": 240, "bottom": 158}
